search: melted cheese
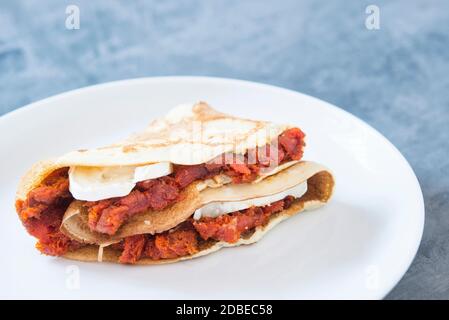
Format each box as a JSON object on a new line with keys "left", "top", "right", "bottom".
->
{"left": 69, "top": 162, "right": 173, "bottom": 201}
{"left": 193, "top": 181, "right": 307, "bottom": 220}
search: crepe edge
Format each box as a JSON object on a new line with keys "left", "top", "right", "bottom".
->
{"left": 15, "top": 159, "right": 62, "bottom": 201}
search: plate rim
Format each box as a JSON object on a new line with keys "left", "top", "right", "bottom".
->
{"left": 0, "top": 76, "right": 425, "bottom": 299}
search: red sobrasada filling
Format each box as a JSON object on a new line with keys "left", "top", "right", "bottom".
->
{"left": 15, "top": 168, "right": 82, "bottom": 256}
{"left": 117, "top": 195, "right": 296, "bottom": 264}
{"left": 16, "top": 128, "right": 305, "bottom": 259}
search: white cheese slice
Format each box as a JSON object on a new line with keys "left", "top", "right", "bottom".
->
{"left": 193, "top": 181, "right": 307, "bottom": 220}
{"left": 69, "top": 162, "right": 173, "bottom": 201}
{"left": 132, "top": 162, "right": 173, "bottom": 183}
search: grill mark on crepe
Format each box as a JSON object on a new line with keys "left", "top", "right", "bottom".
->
{"left": 109, "top": 121, "right": 269, "bottom": 151}
{"left": 94, "top": 103, "right": 270, "bottom": 151}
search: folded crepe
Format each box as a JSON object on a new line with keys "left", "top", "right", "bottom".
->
{"left": 15, "top": 102, "right": 334, "bottom": 264}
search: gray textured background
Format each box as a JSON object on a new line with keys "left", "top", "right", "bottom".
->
{"left": 1, "top": 0, "right": 448, "bottom": 299}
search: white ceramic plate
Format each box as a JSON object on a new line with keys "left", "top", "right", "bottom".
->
{"left": 0, "top": 77, "right": 424, "bottom": 300}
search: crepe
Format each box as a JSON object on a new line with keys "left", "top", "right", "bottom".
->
{"left": 15, "top": 102, "right": 334, "bottom": 265}
{"left": 16, "top": 102, "right": 289, "bottom": 201}
{"left": 60, "top": 161, "right": 333, "bottom": 245}
{"left": 64, "top": 169, "right": 334, "bottom": 264}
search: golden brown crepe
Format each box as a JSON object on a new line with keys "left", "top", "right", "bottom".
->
{"left": 15, "top": 102, "right": 334, "bottom": 265}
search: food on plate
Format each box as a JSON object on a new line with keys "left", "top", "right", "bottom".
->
{"left": 15, "top": 102, "right": 334, "bottom": 264}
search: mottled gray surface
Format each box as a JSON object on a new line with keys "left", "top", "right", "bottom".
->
{"left": 1, "top": 0, "right": 448, "bottom": 299}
